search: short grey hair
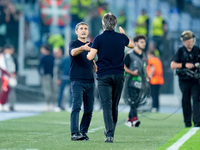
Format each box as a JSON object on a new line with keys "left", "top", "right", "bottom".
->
{"left": 102, "top": 12, "right": 117, "bottom": 31}
{"left": 75, "top": 22, "right": 89, "bottom": 31}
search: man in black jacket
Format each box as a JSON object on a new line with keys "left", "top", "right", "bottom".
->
{"left": 171, "top": 30, "right": 200, "bottom": 127}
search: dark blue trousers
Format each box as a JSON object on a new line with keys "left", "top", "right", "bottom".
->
{"left": 97, "top": 74, "right": 124, "bottom": 138}
{"left": 70, "top": 81, "right": 94, "bottom": 134}
{"left": 57, "top": 79, "right": 72, "bottom": 108}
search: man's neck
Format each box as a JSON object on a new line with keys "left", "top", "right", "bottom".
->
{"left": 134, "top": 47, "right": 142, "bottom": 55}
{"left": 78, "top": 37, "right": 87, "bottom": 43}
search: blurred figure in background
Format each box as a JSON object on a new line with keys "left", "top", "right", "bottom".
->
{"left": 146, "top": 50, "right": 164, "bottom": 112}
{"left": 123, "top": 35, "right": 149, "bottom": 128}
{"left": 38, "top": 44, "right": 55, "bottom": 111}
{"left": 0, "top": 44, "right": 17, "bottom": 111}
{"left": 148, "top": 42, "right": 160, "bottom": 58}
{"left": 135, "top": 9, "right": 149, "bottom": 51}
{"left": 135, "top": 9, "right": 149, "bottom": 38}
{"left": 152, "top": 10, "right": 167, "bottom": 57}
{"left": 55, "top": 54, "right": 72, "bottom": 112}
{"left": 0, "top": 1, "right": 6, "bottom": 48}
{"left": 171, "top": 31, "right": 200, "bottom": 127}
{"left": 118, "top": 10, "right": 127, "bottom": 31}
{"left": 3, "top": 0, "right": 21, "bottom": 52}
{"left": 48, "top": 34, "right": 65, "bottom": 50}
{"left": 69, "top": 0, "right": 92, "bottom": 40}
{"left": 53, "top": 47, "right": 64, "bottom": 111}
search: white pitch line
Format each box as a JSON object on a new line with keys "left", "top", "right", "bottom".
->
{"left": 88, "top": 126, "right": 105, "bottom": 133}
{"left": 167, "top": 127, "right": 199, "bottom": 150}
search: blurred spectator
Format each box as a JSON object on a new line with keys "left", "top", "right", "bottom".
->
{"left": 48, "top": 34, "right": 65, "bottom": 50}
{"left": 90, "top": 9, "right": 102, "bottom": 39}
{"left": 55, "top": 55, "right": 72, "bottom": 112}
{"left": 70, "top": 0, "right": 82, "bottom": 26}
{"left": 118, "top": 10, "right": 127, "bottom": 31}
{"left": 135, "top": 9, "right": 149, "bottom": 38}
{"left": 96, "top": 0, "right": 108, "bottom": 17}
{"left": 148, "top": 42, "right": 160, "bottom": 58}
{"left": 38, "top": 44, "right": 55, "bottom": 111}
{"left": 146, "top": 50, "right": 164, "bottom": 112}
{"left": 0, "top": 1, "right": 6, "bottom": 48}
{"left": 0, "top": 44, "right": 17, "bottom": 111}
{"left": 53, "top": 47, "right": 63, "bottom": 94}
{"left": 78, "top": 0, "right": 92, "bottom": 21}
{"left": 3, "top": 0, "right": 21, "bottom": 52}
{"left": 152, "top": 10, "right": 167, "bottom": 57}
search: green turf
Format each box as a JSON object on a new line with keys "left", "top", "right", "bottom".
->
{"left": 179, "top": 129, "right": 200, "bottom": 150}
{"left": 157, "top": 127, "right": 191, "bottom": 150}
{"left": 0, "top": 111, "right": 184, "bottom": 150}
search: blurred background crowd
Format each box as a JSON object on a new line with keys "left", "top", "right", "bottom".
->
{"left": 0, "top": 0, "right": 200, "bottom": 112}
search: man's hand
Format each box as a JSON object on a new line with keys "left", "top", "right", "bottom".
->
{"left": 71, "top": 42, "right": 91, "bottom": 56}
{"left": 81, "top": 42, "right": 91, "bottom": 51}
{"left": 119, "top": 26, "right": 134, "bottom": 48}
{"left": 119, "top": 26, "right": 125, "bottom": 34}
{"left": 186, "top": 63, "right": 195, "bottom": 69}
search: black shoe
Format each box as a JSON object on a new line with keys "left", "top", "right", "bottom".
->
{"left": 105, "top": 137, "right": 113, "bottom": 143}
{"left": 81, "top": 133, "right": 89, "bottom": 141}
{"left": 71, "top": 132, "right": 85, "bottom": 141}
{"left": 194, "top": 122, "right": 200, "bottom": 127}
{"left": 185, "top": 123, "right": 192, "bottom": 128}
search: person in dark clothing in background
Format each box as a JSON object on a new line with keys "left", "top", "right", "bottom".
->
{"left": 69, "top": 22, "right": 96, "bottom": 141}
{"left": 171, "top": 30, "right": 200, "bottom": 127}
{"left": 123, "top": 35, "right": 150, "bottom": 127}
{"left": 87, "top": 13, "right": 134, "bottom": 143}
{"left": 55, "top": 55, "right": 72, "bottom": 112}
{"left": 38, "top": 44, "right": 55, "bottom": 111}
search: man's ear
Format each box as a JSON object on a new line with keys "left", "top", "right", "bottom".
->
{"left": 75, "top": 30, "right": 78, "bottom": 35}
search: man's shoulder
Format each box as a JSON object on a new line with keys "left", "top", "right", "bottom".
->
{"left": 193, "top": 45, "right": 200, "bottom": 51}
{"left": 176, "top": 45, "right": 185, "bottom": 52}
{"left": 69, "top": 39, "right": 78, "bottom": 45}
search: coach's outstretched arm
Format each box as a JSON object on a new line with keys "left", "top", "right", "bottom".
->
{"left": 71, "top": 42, "right": 91, "bottom": 56}
{"left": 119, "top": 26, "right": 134, "bottom": 48}
{"left": 87, "top": 48, "right": 97, "bottom": 61}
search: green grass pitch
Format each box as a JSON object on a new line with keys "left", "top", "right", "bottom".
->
{"left": 0, "top": 111, "right": 199, "bottom": 150}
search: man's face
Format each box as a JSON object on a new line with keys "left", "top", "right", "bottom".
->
{"left": 4, "top": 48, "right": 14, "bottom": 55}
{"left": 40, "top": 47, "right": 48, "bottom": 55}
{"left": 183, "top": 38, "right": 194, "bottom": 50}
{"left": 136, "top": 39, "right": 146, "bottom": 50}
{"left": 75, "top": 25, "right": 89, "bottom": 39}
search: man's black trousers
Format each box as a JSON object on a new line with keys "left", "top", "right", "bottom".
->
{"left": 179, "top": 79, "right": 200, "bottom": 127}
{"left": 97, "top": 74, "right": 124, "bottom": 138}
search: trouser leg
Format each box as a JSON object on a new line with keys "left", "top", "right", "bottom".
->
{"left": 179, "top": 80, "right": 192, "bottom": 126}
{"left": 80, "top": 83, "right": 94, "bottom": 133}
{"left": 111, "top": 75, "right": 124, "bottom": 135}
{"left": 151, "top": 84, "right": 160, "bottom": 110}
{"left": 70, "top": 81, "right": 83, "bottom": 134}
{"left": 191, "top": 82, "right": 200, "bottom": 125}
